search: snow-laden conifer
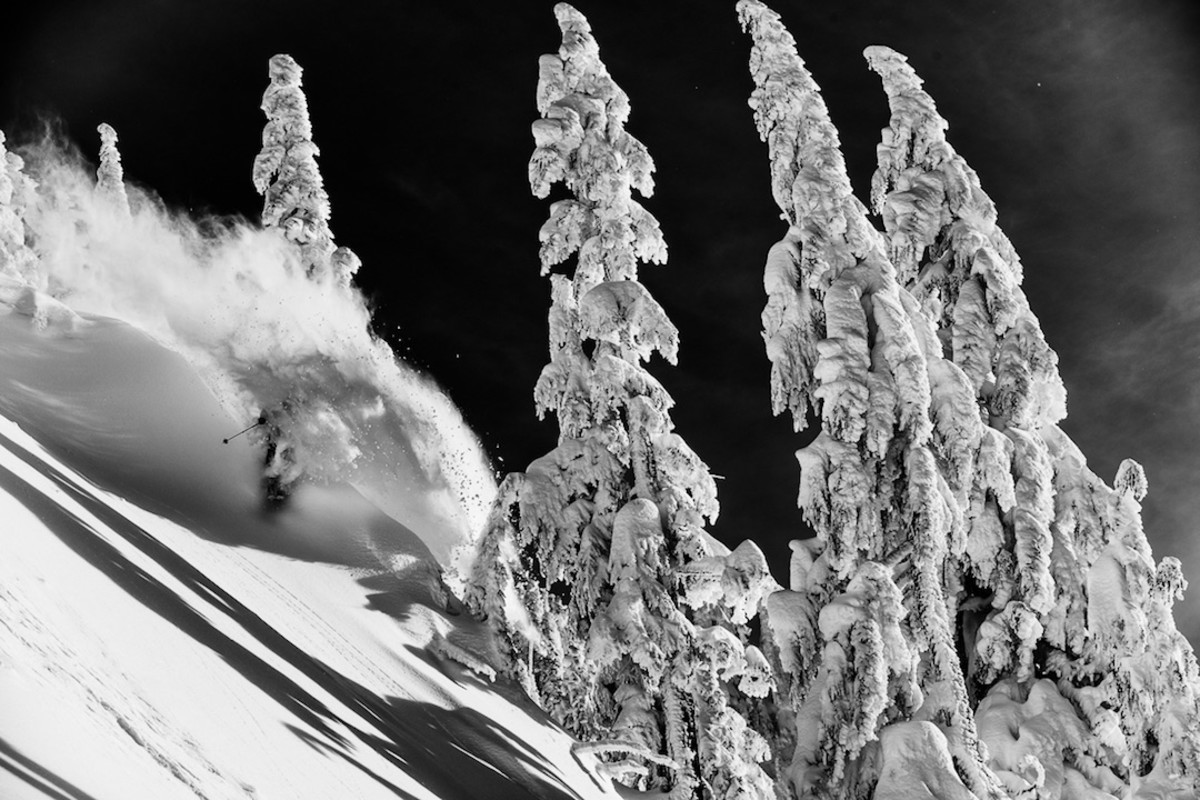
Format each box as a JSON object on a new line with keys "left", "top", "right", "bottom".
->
{"left": 253, "top": 54, "right": 359, "bottom": 288}
{"left": 0, "top": 131, "right": 39, "bottom": 285}
{"left": 466, "top": 5, "right": 776, "bottom": 797}
{"left": 738, "top": 3, "right": 1006, "bottom": 797}
{"left": 855, "top": 39, "right": 1200, "bottom": 800}
{"left": 864, "top": 46, "right": 1065, "bottom": 432}
{"left": 96, "top": 123, "right": 129, "bottom": 215}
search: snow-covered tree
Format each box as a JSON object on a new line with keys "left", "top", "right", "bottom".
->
{"left": 739, "top": 5, "right": 1200, "bottom": 796}
{"left": 738, "top": 3, "right": 1010, "bottom": 798}
{"left": 866, "top": 43, "right": 1200, "bottom": 798}
{"left": 245, "top": 55, "right": 367, "bottom": 501}
{"left": 253, "top": 54, "right": 359, "bottom": 288}
{"left": 466, "top": 5, "right": 776, "bottom": 797}
{"left": 96, "top": 122, "right": 129, "bottom": 215}
{"left": 0, "top": 131, "right": 39, "bottom": 284}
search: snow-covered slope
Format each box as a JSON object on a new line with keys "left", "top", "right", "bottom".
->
{"left": 0, "top": 301, "right": 616, "bottom": 799}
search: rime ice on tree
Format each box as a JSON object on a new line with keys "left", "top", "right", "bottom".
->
{"left": 0, "top": 131, "right": 38, "bottom": 285}
{"left": 739, "top": 2, "right": 1005, "bottom": 798}
{"left": 739, "top": 3, "right": 1200, "bottom": 797}
{"left": 464, "top": 5, "right": 776, "bottom": 797}
{"left": 867, "top": 44, "right": 1200, "bottom": 798}
{"left": 253, "top": 54, "right": 360, "bottom": 288}
{"left": 96, "top": 123, "right": 130, "bottom": 215}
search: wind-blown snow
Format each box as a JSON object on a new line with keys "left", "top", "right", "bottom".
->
{"left": 16, "top": 136, "right": 495, "bottom": 560}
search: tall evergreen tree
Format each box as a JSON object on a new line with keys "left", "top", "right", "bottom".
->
{"left": 465, "top": 5, "right": 776, "bottom": 797}
{"left": 738, "top": 4, "right": 1200, "bottom": 797}
{"left": 738, "top": 2, "right": 1004, "bottom": 798}
{"left": 96, "top": 123, "right": 129, "bottom": 215}
{"left": 247, "top": 55, "right": 367, "bottom": 502}
{"left": 253, "top": 54, "right": 359, "bottom": 288}
{"left": 866, "top": 45, "right": 1200, "bottom": 799}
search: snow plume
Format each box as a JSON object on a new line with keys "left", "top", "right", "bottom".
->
{"left": 13, "top": 132, "right": 494, "bottom": 560}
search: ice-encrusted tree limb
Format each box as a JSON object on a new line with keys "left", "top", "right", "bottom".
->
{"left": 253, "top": 54, "right": 360, "bottom": 288}
{"left": 738, "top": 4, "right": 1005, "bottom": 798}
{"left": 466, "top": 6, "right": 775, "bottom": 797}
{"left": 573, "top": 738, "right": 680, "bottom": 783}
{"left": 96, "top": 123, "right": 129, "bottom": 215}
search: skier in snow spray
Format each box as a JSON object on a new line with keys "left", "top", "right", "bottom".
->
{"left": 257, "top": 398, "right": 302, "bottom": 505}
{"left": 225, "top": 399, "right": 304, "bottom": 506}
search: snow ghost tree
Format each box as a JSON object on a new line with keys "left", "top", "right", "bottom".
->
{"left": 738, "top": 2, "right": 1200, "bottom": 798}
{"left": 737, "top": 4, "right": 1000, "bottom": 798}
{"left": 0, "top": 131, "right": 38, "bottom": 285}
{"left": 253, "top": 53, "right": 360, "bottom": 288}
{"left": 465, "top": 5, "right": 776, "bottom": 797}
{"left": 96, "top": 123, "right": 129, "bottom": 215}
{"left": 866, "top": 43, "right": 1200, "bottom": 800}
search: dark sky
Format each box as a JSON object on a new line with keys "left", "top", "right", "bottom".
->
{"left": 4, "top": 1, "right": 1200, "bottom": 638}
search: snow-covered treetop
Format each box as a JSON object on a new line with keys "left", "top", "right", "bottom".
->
{"left": 530, "top": 3, "right": 665, "bottom": 298}
{"left": 462, "top": 9, "right": 775, "bottom": 797}
{"left": 738, "top": 0, "right": 933, "bottom": 445}
{"left": 737, "top": 15, "right": 1198, "bottom": 797}
{"left": 96, "top": 123, "right": 129, "bottom": 215}
{"left": 1114, "top": 457, "right": 1148, "bottom": 502}
{"left": 864, "top": 45, "right": 1017, "bottom": 287}
{"left": 0, "top": 131, "right": 14, "bottom": 210}
{"left": 253, "top": 54, "right": 328, "bottom": 241}
{"left": 737, "top": 0, "right": 876, "bottom": 252}
{"left": 253, "top": 54, "right": 358, "bottom": 287}
{"left": 254, "top": 55, "right": 319, "bottom": 203}
{"left": 865, "top": 45, "right": 1066, "bottom": 430}
{"left": 531, "top": 3, "right": 679, "bottom": 445}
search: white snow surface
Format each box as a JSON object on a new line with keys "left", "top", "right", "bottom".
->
{"left": 0, "top": 302, "right": 618, "bottom": 800}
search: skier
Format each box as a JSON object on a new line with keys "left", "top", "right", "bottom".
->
{"left": 259, "top": 399, "right": 301, "bottom": 506}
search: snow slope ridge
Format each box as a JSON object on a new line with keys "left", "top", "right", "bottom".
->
{"left": 0, "top": 304, "right": 617, "bottom": 800}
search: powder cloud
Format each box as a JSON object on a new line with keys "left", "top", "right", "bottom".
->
{"left": 16, "top": 133, "right": 496, "bottom": 558}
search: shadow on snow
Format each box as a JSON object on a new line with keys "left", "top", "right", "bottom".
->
{"left": 0, "top": 441, "right": 584, "bottom": 800}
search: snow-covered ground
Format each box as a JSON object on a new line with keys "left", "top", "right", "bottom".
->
{"left": 0, "top": 301, "right": 616, "bottom": 799}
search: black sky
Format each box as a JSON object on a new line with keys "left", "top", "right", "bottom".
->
{"left": 4, "top": 0, "right": 1200, "bottom": 639}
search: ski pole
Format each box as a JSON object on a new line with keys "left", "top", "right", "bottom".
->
{"left": 223, "top": 415, "right": 267, "bottom": 444}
